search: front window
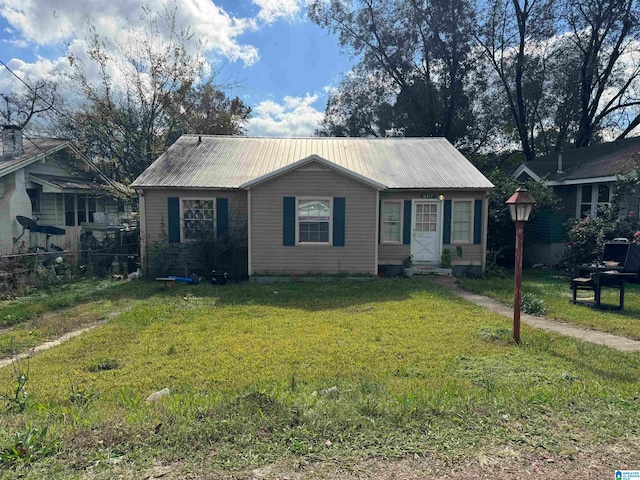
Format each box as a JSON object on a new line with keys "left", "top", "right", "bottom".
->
{"left": 182, "top": 199, "right": 215, "bottom": 241}
{"left": 580, "top": 185, "right": 593, "bottom": 217}
{"left": 452, "top": 201, "right": 472, "bottom": 243}
{"left": 298, "top": 199, "right": 330, "bottom": 243}
{"left": 65, "top": 193, "right": 102, "bottom": 226}
{"left": 579, "top": 183, "right": 611, "bottom": 218}
{"left": 381, "top": 201, "right": 402, "bottom": 243}
{"left": 65, "top": 193, "right": 75, "bottom": 226}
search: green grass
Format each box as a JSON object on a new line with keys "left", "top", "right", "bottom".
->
{"left": 0, "top": 280, "right": 161, "bottom": 358}
{"left": 459, "top": 269, "right": 640, "bottom": 339}
{"left": 0, "top": 278, "right": 639, "bottom": 478}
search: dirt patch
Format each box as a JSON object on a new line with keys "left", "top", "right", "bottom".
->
{"left": 84, "top": 443, "right": 640, "bottom": 480}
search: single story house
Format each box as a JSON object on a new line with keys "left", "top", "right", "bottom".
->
{"left": 512, "top": 137, "right": 640, "bottom": 265}
{"left": 0, "top": 125, "right": 132, "bottom": 256}
{"left": 132, "top": 135, "right": 494, "bottom": 277}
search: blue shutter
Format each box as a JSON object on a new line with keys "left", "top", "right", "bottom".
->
{"left": 167, "top": 197, "right": 180, "bottom": 243}
{"left": 474, "top": 199, "right": 483, "bottom": 245}
{"left": 403, "top": 200, "right": 412, "bottom": 245}
{"left": 333, "top": 197, "right": 345, "bottom": 246}
{"left": 216, "top": 198, "right": 229, "bottom": 239}
{"left": 283, "top": 197, "right": 296, "bottom": 246}
{"left": 443, "top": 200, "right": 452, "bottom": 245}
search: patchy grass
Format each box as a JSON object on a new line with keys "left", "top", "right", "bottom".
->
{"left": 0, "top": 279, "right": 639, "bottom": 478}
{"left": 0, "top": 280, "right": 159, "bottom": 358}
{"left": 459, "top": 269, "right": 640, "bottom": 339}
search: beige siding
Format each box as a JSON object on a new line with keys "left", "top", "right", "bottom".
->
{"left": 250, "top": 168, "right": 378, "bottom": 275}
{"left": 142, "top": 188, "right": 247, "bottom": 245}
{"left": 378, "top": 190, "right": 488, "bottom": 268}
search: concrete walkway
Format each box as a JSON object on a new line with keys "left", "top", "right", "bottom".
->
{"left": 0, "top": 325, "right": 100, "bottom": 369}
{"left": 431, "top": 276, "right": 640, "bottom": 352}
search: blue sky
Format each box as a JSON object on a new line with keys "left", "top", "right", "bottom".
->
{"left": 0, "top": 0, "right": 356, "bottom": 136}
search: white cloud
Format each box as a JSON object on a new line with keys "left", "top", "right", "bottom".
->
{"left": 247, "top": 93, "right": 324, "bottom": 137}
{"left": 0, "top": 0, "right": 259, "bottom": 65}
{"left": 253, "top": 0, "right": 304, "bottom": 24}
{"left": 0, "top": 56, "right": 71, "bottom": 93}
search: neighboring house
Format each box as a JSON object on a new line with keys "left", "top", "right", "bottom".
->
{"left": 0, "top": 125, "right": 131, "bottom": 256}
{"left": 512, "top": 137, "right": 640, "bottom": 265}
{"left": 132, "top": 135, "right": 494, "bottom": 277}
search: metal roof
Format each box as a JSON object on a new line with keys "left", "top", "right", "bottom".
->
{"left": 132, "top": 135, "right": 493, "bottom": 190}
{"left": 520, "top": 136, "right": 640, "bottom": 182}
{"left": 30, "top": 174, "right": 106, "bottom": 191}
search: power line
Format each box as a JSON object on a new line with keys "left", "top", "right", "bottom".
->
{"left": 0, "top": 108, "right": 122, "bottom": 192}
{"left": 0, "top": 61, "right": 126, "bottom": 192}
{"left": 0, "top": 59, "right": 77, "bottom": 127}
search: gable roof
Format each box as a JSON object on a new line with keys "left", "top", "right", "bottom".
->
{"left": 0, "top": 137, "right": 69, "bottom": 178}
{"left": 517, "top": 136, "right": 640, "bottom": 183}
{"left": 240, "top": 154, "right": 387, "bottom": 190}
{"left": 132, "top": 135, "right": 493, "bottom": 190}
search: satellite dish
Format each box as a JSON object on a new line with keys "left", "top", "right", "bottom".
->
{"left": 16, "top": 215, "right": 38, "bottom": 230}
{"left": 34, "top": 225, "right": 66, "bottom": 236}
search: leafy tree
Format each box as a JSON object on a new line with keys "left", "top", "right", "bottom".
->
{"left": 315, "top": 67, "right": 395, "bottom": 137}
{"left": 58, "top": 5, "right": 250, "bottom": 183}
{"left": 310, "top": 0, "right": 476, "bottom": 142}
{"left": 486, "top": 170, "right": 557, "bottom": 265}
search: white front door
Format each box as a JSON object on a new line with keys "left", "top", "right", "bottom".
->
{"left": 411, "top": 201, "right": 441, "bottom": 263}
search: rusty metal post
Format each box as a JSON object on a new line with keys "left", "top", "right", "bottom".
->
{"left": 513, "top": 221, "right": 524, "bottom": 345}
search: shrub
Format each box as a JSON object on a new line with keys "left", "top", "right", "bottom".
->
{"left": 563, "top": 209, "right": 640, "bottom": 270}
{"left": 0, "top": 427, "right": 58, "bottom": 466}
{"left": 189, "top": 229, "right": 248, "bottom": 281}
{"left": 1, "top": 356, "right": 30, "bottom": 413}
{"left": 485, "top": 170, "right": 557, "bottom": 266}
{"left": 521, "top": 292, "right": 545, "bottom": 315}
{"left": 86, "top": 357, "right": 119, "bottom": 373}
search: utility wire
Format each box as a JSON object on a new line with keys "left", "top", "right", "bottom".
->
{"left": 0, "top": 108, "right": 122, "bottom": 192}
{"left": 0, "top": 61, "right": 125, "bottom": 192}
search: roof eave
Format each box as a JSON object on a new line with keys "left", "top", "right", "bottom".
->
{"left": 240, "top": 154, "right": 388, "bottom": 190}
{"left": 0, "top": 141, "right": 70, "bottom": 178}
{"left": 545, "top": 175, "right": 620, "bottom": 186}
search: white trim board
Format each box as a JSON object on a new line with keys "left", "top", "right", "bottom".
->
{"left": 240, "top": 154, "right": 387, "bottom": 190}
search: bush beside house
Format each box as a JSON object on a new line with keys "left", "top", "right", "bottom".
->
{"left": 562, "top": 173, "right": 640, "bottom": 270}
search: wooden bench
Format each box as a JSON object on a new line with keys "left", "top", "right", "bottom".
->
{"left": 155, "top": 277, "right": 176, "bottom": 289}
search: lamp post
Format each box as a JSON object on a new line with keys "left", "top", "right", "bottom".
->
{"left": 506, "top": 184, "right": 536, "bottom": 345}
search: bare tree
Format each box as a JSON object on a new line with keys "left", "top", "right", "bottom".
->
{"left": 475, "top": 0, "right": 557, "bottom": 161}
{"left": 1, "top": 79, "right": 59, "bottom": 129}
{"left": 562, "top": 0, "right": 640, "bottom": 146}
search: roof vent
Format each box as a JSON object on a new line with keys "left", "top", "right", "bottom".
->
{"left": 557, "top": 153, "right": 563, "bottom": 174}
{"left": 2, "top": 124, "right": 24, "bottom": 159}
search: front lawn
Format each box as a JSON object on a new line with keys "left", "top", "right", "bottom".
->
{"left": 0, "top": 280, "right": 160, "bottom": 358}
{"left": 0, "top": 279, "right": 639, "bottom": 478}
{"left": 459, "top": 269, "right": 640, "bottom": 339}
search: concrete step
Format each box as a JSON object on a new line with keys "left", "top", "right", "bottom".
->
{"left": 412, "top": 265, "right": 452, "bottom": 276}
